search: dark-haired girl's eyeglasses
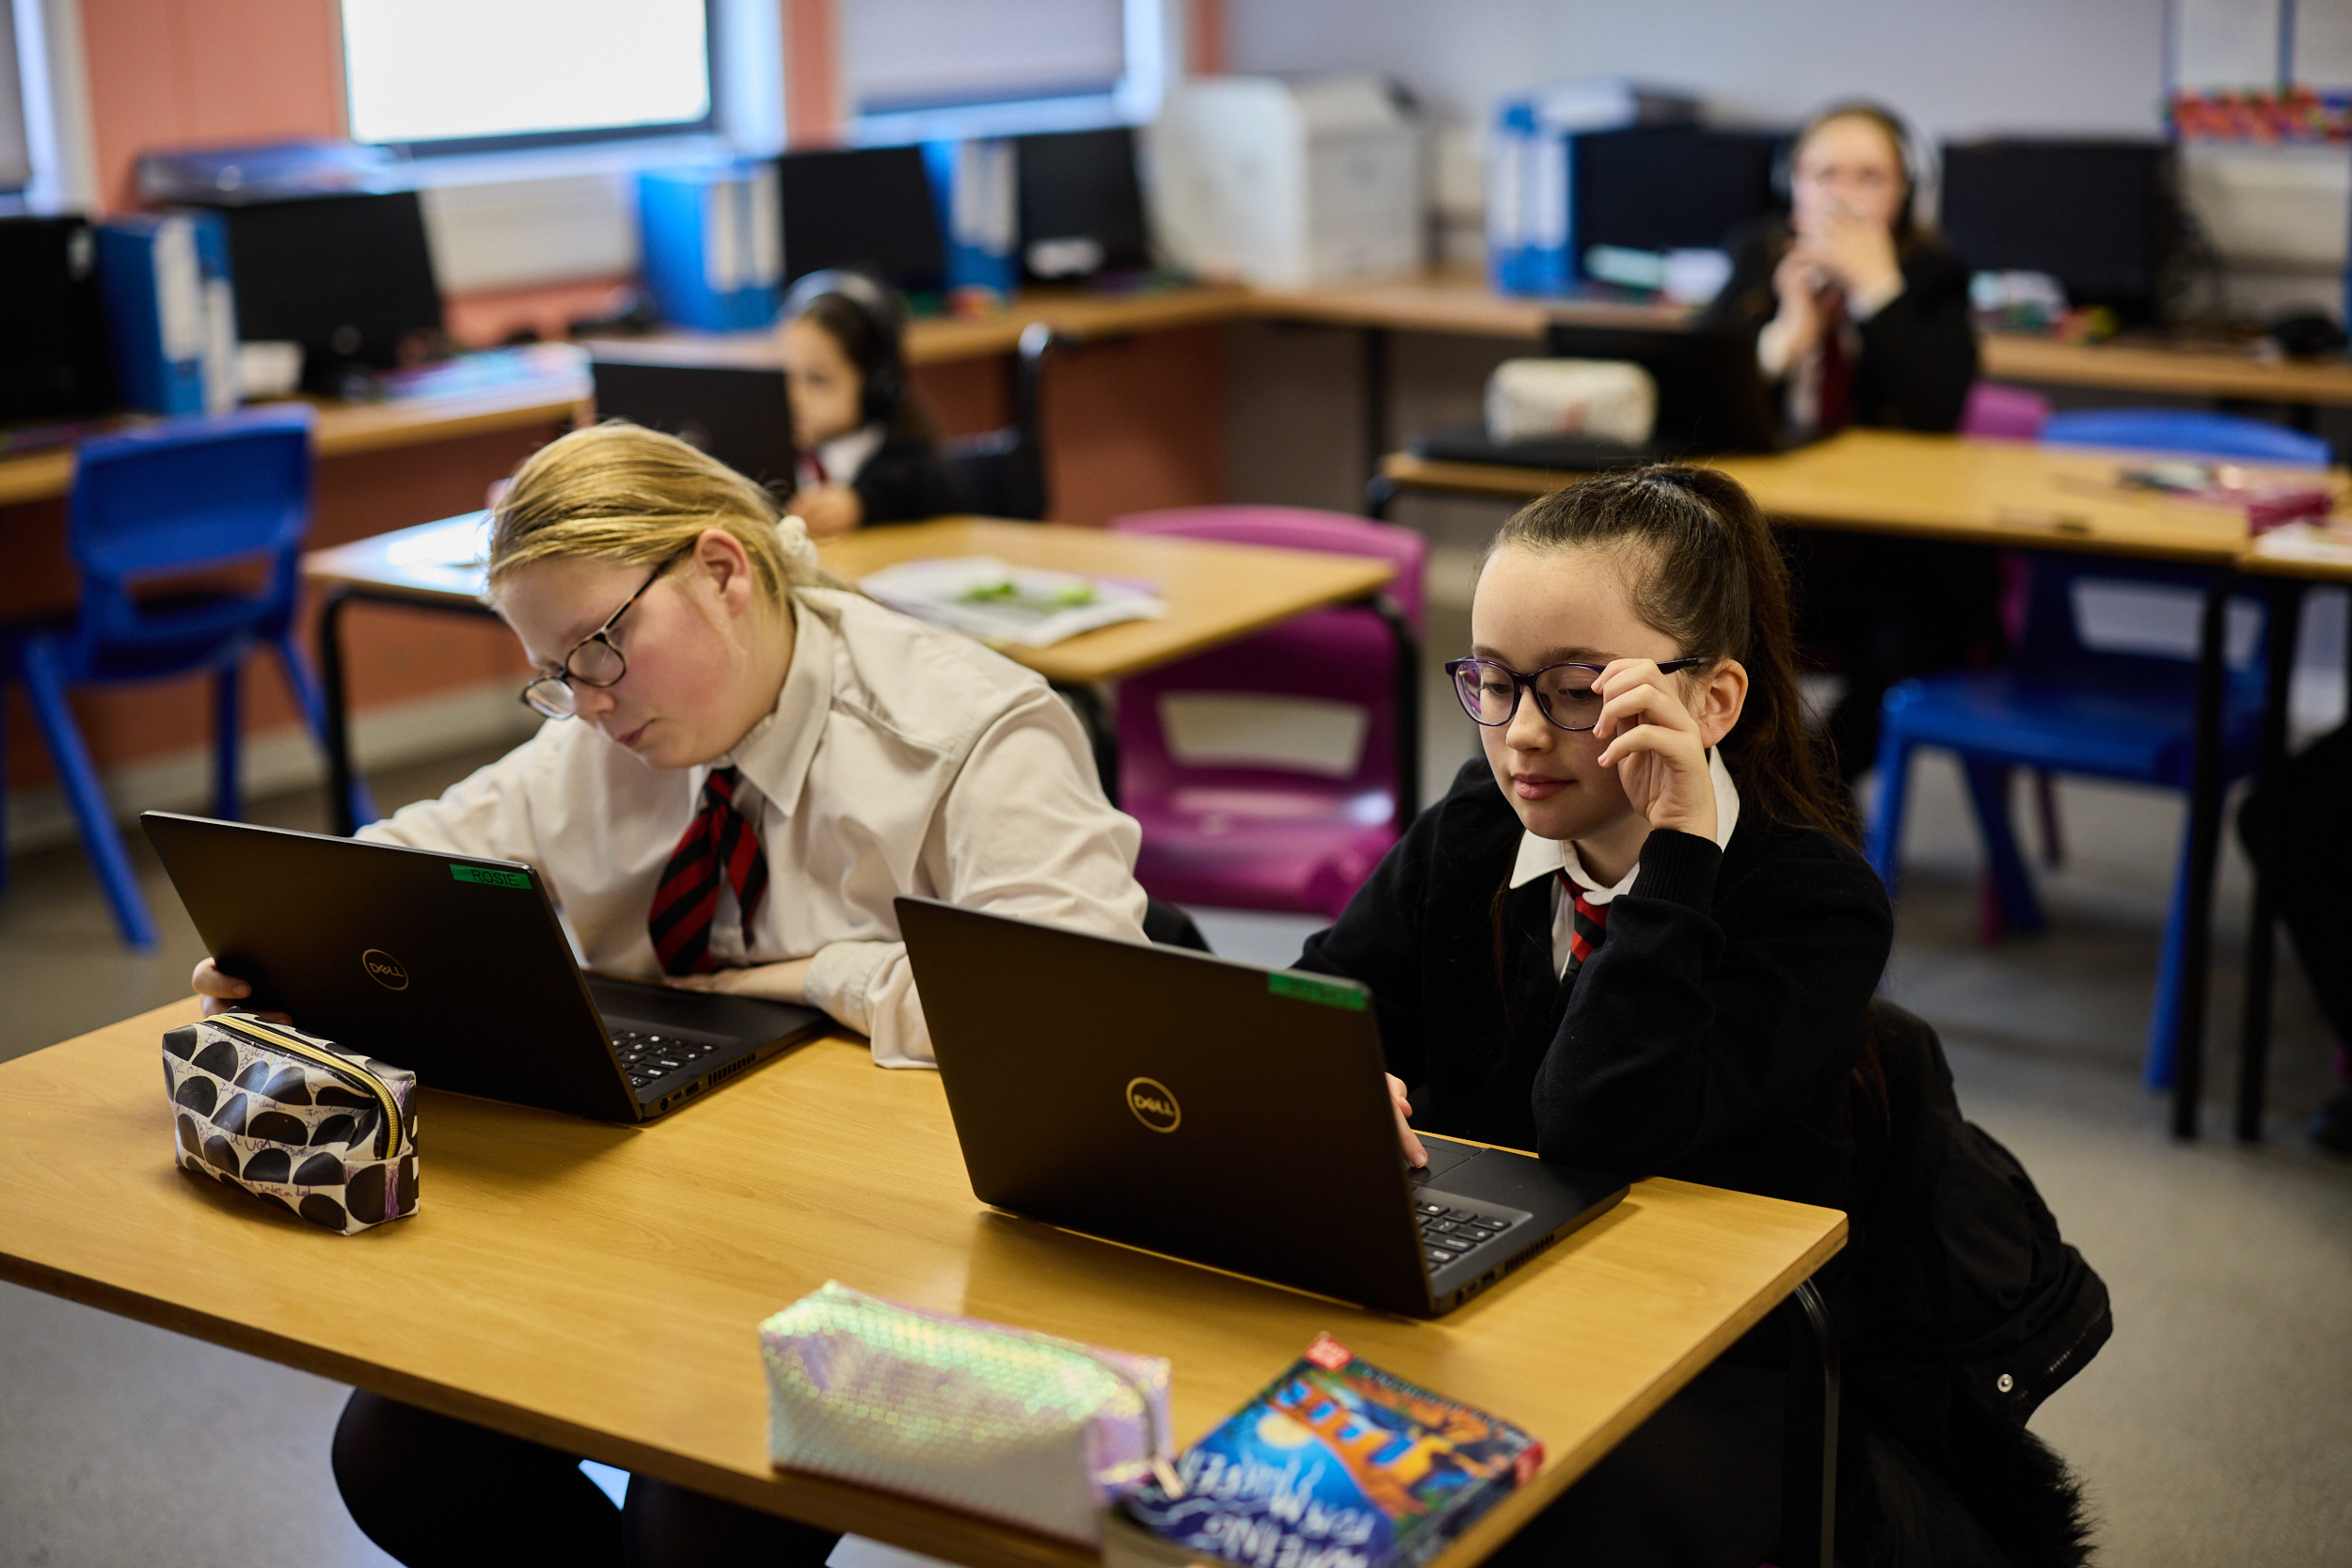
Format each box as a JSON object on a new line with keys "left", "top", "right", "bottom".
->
{"left": 518, "top": 546, "right": 691, "bottom": 720}
{"left": 1444, "top": 657, "right": 1708, "bottom": 732}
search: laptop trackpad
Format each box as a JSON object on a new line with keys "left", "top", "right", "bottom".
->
{"left": 1407, "top": 1134, "right": 1486, "bottom": 1184}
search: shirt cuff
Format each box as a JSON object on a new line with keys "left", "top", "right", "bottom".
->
{"left": 803, "top": 941, "right": 896, "bottom": 1037}
{"left": 1630, "top": 830, "right": 1722, "bottom": 911}
{"left": 1756, "top": 318, "right": 1796, "bottom": 379}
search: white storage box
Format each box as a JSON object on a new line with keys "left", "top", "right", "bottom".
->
{"left": 1147, "top": 75, "right": 1422, "bottom": 288}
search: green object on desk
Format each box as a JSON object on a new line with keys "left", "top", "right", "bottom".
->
{"left": 960, "top": 579, "right": 1098, "bottom": 609}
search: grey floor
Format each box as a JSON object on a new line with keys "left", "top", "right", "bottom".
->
{"left": 6, "top": 610, "right": 2352, "bottom": 1565}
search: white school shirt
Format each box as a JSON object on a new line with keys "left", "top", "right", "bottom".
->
{"left": 358, "top": 587, "right": 1150, "bottom": 1068}
{"left": 797, "top": 423, "right": 884, "bottom": 489}
{"left": 1505, "top": 749, "right": 1742, "bottom": 977}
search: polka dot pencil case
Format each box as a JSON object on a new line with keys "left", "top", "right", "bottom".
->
{"left": 162, "top": 1011, "right": 419, "bottom": 1235}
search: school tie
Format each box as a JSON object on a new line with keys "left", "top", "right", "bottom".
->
{"left": 648, "top": 768, "right": 769, "bottom": 975}
{"left": 1556, "top": 870, "right": 1611, "bottom": 985}
{"left": 1813, "top": 285, "right": 1857, "bottom": 436}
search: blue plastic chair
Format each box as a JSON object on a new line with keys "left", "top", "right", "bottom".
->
{"left": 1867, "top": 409, "right": 2318, "bottom": 1087}
{"left": 2042, "top": 408, "right": 2330, "bottom": 467}
{"left": 0, "top": 405, "right": 370, "bottom": 946}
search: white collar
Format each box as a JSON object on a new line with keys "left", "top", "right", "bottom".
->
{"left": 1507, "top": 747, "right": 1741, "bottom": 903}
{"left": 816, "top": 423, "right": 885, "bottom": 484}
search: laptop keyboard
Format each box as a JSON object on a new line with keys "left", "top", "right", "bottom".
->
{"left": 611, "top": 1028, "right": 722, "bottom": 1092}
{"left": 1414, "top": 1199, "right": 1519, "bottom": 1269}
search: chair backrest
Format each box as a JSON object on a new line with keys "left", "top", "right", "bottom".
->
{"left": 2041, "top": 408, "right": 2329, "bottom": 468}
{"left": 1110, "top": 505, "right": 1427, "bottom": 630}
{"left": 1109, "top": 507, "right": 1425, "bottom": 801}
{"left": 71, "top": 404, "right": 317, "bottom": 587}
{"left": 1958, "top": 381, "right": 2051, "bottom": 440}
{"left": 2014, "top": 553, "right": 2264, "bottom": 702}
{"left": 946, "top": 323, "right": 1055, "bottom": 520}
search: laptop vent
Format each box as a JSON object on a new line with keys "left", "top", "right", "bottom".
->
{"left": 705, "top": 1054, "right": 756, "bottom": 1087}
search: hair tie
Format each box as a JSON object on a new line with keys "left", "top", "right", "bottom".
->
{"left": 773, "top": 512, "right": 823, "bottom": 578}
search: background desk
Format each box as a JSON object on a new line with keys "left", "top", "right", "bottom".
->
{"left": 303, "top": 516, "right": 1404, "bottom": 833}
{"left": 0, "top": 1000, "right": 1847, "bottom": 1568}
{"left": 1377, "top": 430, "right": 2349, "bottom": 1140}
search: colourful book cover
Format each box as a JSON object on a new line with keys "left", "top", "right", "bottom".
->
{"left": 1115, "top": 1335, "right": 1543, "bottom": 1568}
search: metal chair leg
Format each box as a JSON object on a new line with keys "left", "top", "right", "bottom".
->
{"left": 1779, "top": 1278, "right": 1840, "bottom": 1568}
{"left": 214, "top": 658, "right": 242, "bottom": 821}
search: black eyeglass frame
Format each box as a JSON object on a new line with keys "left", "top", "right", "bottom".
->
{"left": 517, "top": 546, "right": 693, "bottom": 720}
{"left": 1443, "top": 656, "right": 1711, "bottom": 732}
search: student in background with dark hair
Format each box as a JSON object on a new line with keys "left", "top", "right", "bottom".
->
{"left": 1705, "top": 101, "right": 1997, "bottom": 785}
{"left": 1296, "top": 466, "right": 1892, "bottom": 1565}
{"left": 777, "top": 269, "right": 968, "bottom": 534}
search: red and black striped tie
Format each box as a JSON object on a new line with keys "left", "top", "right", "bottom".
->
{"left": 1557, "top": 870, "right": 1610, "bottom": 984}
{"left": 649, "top": 768, "right": 768, "bottom": 975}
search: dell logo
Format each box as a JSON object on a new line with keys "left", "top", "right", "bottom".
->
{"left": 1126, "top": 1077, "right": 1181, "bottom": 1133}
{"left": 360, "top": 949, "right": 410, "bottom": 990}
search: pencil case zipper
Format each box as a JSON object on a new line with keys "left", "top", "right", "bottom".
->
{"left": 210, "top": 1012, "right": 405, "bottom": 1160}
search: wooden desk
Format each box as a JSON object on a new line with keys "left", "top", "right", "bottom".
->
{"left": 0, "top": 346, "right": 593, "bottom": 510}
{"left": 1376, "top": 430, "right": 2352, "bottom": 1141}
{"left": 1981, "top": 333, "right": 2352, "bottom": 411}
{"left": 303, "top": 516, "right": 1405, "bottom": 833}
{"left": 0, "top": 1000, "right": 1846, "bottom": 1568}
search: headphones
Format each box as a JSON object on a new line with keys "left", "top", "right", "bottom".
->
{"left": 781, "top": 268, "right": 907, "bottom": 425}
{"left": 1771, "top": 100, "right": 1936, "bottom": 238}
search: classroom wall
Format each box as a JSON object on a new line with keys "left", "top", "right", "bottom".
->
{"left": 1224, "top": 0, "right": 2170, "bottom": 139}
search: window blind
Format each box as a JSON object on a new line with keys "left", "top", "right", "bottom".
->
{"left": 0, "top": 0, "right": 32, "bottom": 194}
{"left": 842, "top": 0, "right": 1127, "bottom": 117}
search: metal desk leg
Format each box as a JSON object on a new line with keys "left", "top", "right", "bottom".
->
{"left": 2173, "top": 574, "right": 2234, "bottom": 1140}
{"left": 1363, "top": 326, "right": 1392, "bottom": 483}
{"left": 1368, "top": 594, "right": 1422, "bottom": 830}
{"left": 319, "top": 588, "right": 360, "bottom": 838}
{"left": 1779, "top": 1279, "right": 1840, "bottom": 1568}
{"left": 1056, "top": 682, "right": 1119, "bottom": 807}
{"left": 1364, "top": 471, "right": 1399, "bottom": 521}
{"left": 2237, "top": 578, "right": 2305, "bottom": 1142}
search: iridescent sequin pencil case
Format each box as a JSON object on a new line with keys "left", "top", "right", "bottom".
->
{"left": 757, "top": 1280, "right": 1175, "bottom": 1544}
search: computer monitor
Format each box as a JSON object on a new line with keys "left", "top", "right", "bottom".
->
{"left": 1938, "top": 139, "right": 2174, "bottom": 322}
{"left": 776, "top": 145, "right": 947, "bottom": 295}
{"left": 0, "top": 215, "right": 115, "bottom": 422}
{"left": 1572, "top": 127, "right": 1788, "bottom": 265}
{"left": 215, "top": 192, "right": 446, "bottom": 392}
{"left": 1014, "top": 126, "right": 1151, "bottom": 281}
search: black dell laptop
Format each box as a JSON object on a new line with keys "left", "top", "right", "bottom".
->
{"left": 1412, "top": 322, "right": 1785, "bottom": 473}
{"left": 896, "top": 897, "right": 1631, "bottom": 1318}
{"left": 143, "top": 814, "right": 830, "bottom": 1123}
{"left": 588, "top": 356, "right": 797, "bottom": 498}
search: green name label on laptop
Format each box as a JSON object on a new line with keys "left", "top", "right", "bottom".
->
{"left": 451, "top": 864, "right": 532, "bottom": 889}
{"left": 1267, "top": 973, "right": 1367, "bottom": 1011}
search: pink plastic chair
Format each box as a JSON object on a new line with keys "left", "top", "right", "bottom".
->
{"left": 1959, "top": 381, "right": 2052, "bottom": 441}
{"left": 1110, "top": 507, "right": 1425, "bottom": 920}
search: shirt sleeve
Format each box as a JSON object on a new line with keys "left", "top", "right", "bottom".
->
{"left": 801, "top": 691, "right": 1149, "bottom": 1068}
{"left": 355, "top": 736, "right": 548, "bottom": 866}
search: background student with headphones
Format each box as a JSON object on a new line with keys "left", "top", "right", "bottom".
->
{"left": 1703, "top": 102, "right": 1997, "bottom": 785}
{"left": 777, "top": 269, "right": 970, "bottom": 535}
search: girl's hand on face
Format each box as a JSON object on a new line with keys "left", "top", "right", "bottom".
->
{"left": 190, "top": 958, "right": 293, "bottom": 1023}
{"left": 1386, "top": 1072, "right": 1428, "bottom": 1169}
{"left": 1591, "top": 658, "right": 1717, "bottom": 841}
{"left": 788, "top": 485, "right": 863, "bottom": 539}
{"left": 669, "top": 957, "right": 816, "bottom": 1006}
{"left": 1768, "top": 248, "right": 1826, "bottom": 358}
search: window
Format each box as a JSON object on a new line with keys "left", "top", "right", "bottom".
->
{"left": 843, "top": 0, "right": 1170, "bottom": 143}
{"left": 340, "top": 0, "right": 718, "bottom": 156}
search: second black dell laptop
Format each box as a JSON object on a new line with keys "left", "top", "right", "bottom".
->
{"left": 897, "top": 897, "right": 1632, "bottom": 1318}
{"left": 144, "top": 814, "right": 829, "bottom": 1123}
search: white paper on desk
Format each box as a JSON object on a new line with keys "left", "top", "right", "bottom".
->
{"left": 380, "top": 513, "right": 493, "bottom": 597}
{"left": 859, "top": 556, "right": 1166, "bottom": 647}
{"left": 827, "top": 1536, "right": 960, "bottom": 1568}
{"left": 2249, "top": 519, "right": 2352, "bottom": 566}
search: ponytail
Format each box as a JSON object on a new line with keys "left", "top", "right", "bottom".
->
{"left": 1487, "top": 466, "right": 1853, "bottom": 841}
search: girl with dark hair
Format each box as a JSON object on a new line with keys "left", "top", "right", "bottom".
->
{"left": 1296, "top": 466, "right": 1893, "bottom": 1566}
{"left": 1704, "top": 102, "right": 2000, "bottom": 784}
{"left": 777, "top": 270, "right": 968, "bottom": 534}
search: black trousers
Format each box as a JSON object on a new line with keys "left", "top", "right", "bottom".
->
{"left": 334, "top": 1359, "right": 1781, "bottom": 1568}
{"left": 330, "top": 1391, "right": 841, "bottom": 1568}
{"left": 1788, "top": 531, "right": 2007, "bottom": 786}
{"left": 2238, "top": 721, "right": 2352, "bottom": 1044}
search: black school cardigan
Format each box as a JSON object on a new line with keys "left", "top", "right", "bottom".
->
{"left": 1295, "top": 759, "right": 1893, "bottom": 1212}
{"left": 1700, "top": 218, "right": 1979, "bottom": 435}
{"left": 853, "top": 433, "right": 972, "bottom": 526}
